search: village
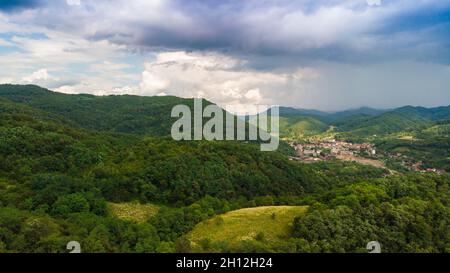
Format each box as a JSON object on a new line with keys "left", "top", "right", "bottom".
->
{"left": 384, "top": 153, "right": 446, "bottom": 174}
{"left": 287, "top": 139, "right": 445, "bottom": 174}
{"left": 288, "top": 139, "right": 377, "bottom": 162}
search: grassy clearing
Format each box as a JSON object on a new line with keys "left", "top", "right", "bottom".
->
{"left": 187, "top": 206, "right": 308, "bottom": 252}
{"left": 336, "top": 154, "right": 386, "bottom": 169}
{"left": 108, "top": 202, "right": 160, "bottom": 222}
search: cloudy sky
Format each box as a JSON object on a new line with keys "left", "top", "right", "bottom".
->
{"left": 0, "top": 0, "right": 449, "bottom": 111}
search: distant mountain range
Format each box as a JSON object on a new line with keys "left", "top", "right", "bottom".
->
{"left": 279, "top": 106, "right": 388, "bottom": 119}
{"left": 275, "top": 104, "right": 449, "bottom": 139}
{"left": 0, "top": 84, "right": 449, "bottom": 140}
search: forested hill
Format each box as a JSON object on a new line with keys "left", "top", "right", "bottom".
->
{"left": 274, "top": 104, "right": 450, "bottom": 139}
{"left": 0, "top": 84, "right": 449, "bottom": 253}
{"left": 3, "top": 84, "right": 448, "bottom": 140}
{"left": 0, "top": 84, "right": 200, "bottom": 136}
{"left": 0, "top": 84, "right": 350, "bottom": 206}
{"left": 0, "top": 85, "right": 385, "bottom": 226}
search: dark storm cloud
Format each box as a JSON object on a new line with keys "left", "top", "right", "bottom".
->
{"left": 90, "top": 0, "right": 450, "bottom": 66}
{"left": 2, "top": 0, "right": 450, "bottom": 67}
{"left": 0, "top": 0, "right": 449, "bottom": 110}
{"left": 0, "top": 0, "right": 42, "bottom": 11}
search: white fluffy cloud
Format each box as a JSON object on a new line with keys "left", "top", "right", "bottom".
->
{"left": 66, "top": 0, "right": 81, "bottom": 6}
{"left": 139, "top": 51, "right": 319, "bottom": 109}
{"left": 0, "top": 15, "right": 137, "bottom": 95}
{"left": 54, "top": 85, "right": 79, "bottom": 94}
{"left": 22, "top": 69, "right": 58, "bottom": 83}
{"left": 139, "top": 71, "right": 170, "bottom": 94}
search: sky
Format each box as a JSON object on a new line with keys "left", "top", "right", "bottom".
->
{"left": 0, "top": 0, "right": 449, "bottom": 112}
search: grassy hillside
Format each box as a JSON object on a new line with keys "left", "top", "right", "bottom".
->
{"left": 187, "top": 206, "right": 308, "bottom": 252}
{"left": 279, "top": 116, "right": 329, "bottom": 138}
{"left": 422, "top": 121, "right": 450, "bottom": 137}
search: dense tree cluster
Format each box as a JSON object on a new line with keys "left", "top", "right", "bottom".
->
{"left": 290, "top": 174, "right": 450, "bottom": 253}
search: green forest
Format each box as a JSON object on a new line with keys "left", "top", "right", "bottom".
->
{"left": 0, "top": 84, "right": 449, "bottom": 253}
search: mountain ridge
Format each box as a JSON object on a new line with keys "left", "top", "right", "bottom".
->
{"left": 1, "top": 84, "right": 449, "bottom": 140}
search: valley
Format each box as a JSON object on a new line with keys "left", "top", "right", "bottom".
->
{"left": 0, "top": 84, "right": 448, "bottom": 253}
{"left": 1, "top": 0, "right": 449, "bottom": 261}
{"left": 278, "top": 105, "right": 449, "bottom": 174}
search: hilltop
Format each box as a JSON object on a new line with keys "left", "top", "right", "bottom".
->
{"left": 187, "top": 206, "right": 308, "bottom": 252}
